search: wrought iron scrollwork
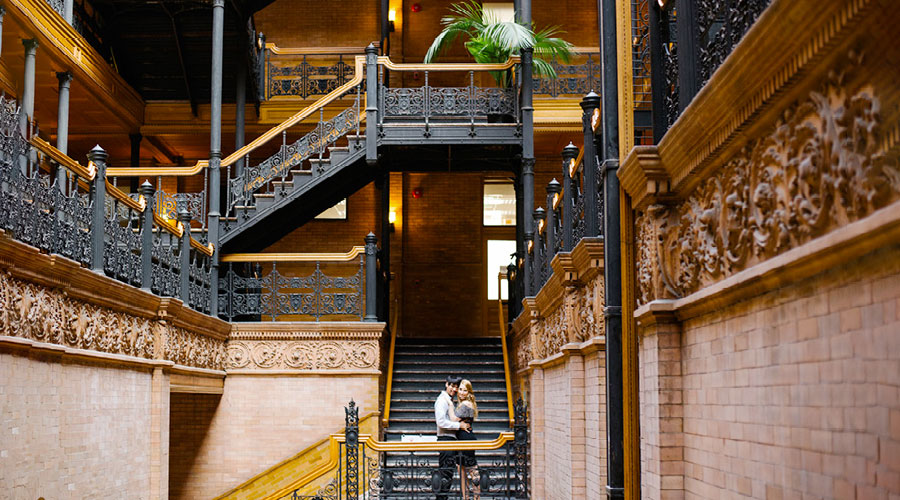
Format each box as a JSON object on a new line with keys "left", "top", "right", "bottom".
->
{"left": 382, "top": 86, "right": 516, "bottom": 118}
{"left": 268, "top": 56, "right": 355, "bottom": 99}
{"left": 218, "top": 257, "right": 364, "bottom": 321}
{"left": 533, "top": 54, "right": 601, "bottom": 98}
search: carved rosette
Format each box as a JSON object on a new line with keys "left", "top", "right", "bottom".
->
{"left": 0, "top": 272, "right": 155, "bottom": 359}
{"left": 225, "top": 339, "right": 379, "bottom": 371}
{"left": 636, "top": 53, "right": 900, "bottom": 305}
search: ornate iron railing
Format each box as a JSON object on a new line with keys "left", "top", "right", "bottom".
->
{"left": 0, "top": 96, "right": 213, "bottom": 315}
{"left": 650, "top": 0, "right": 772, "bottom": 134}
{"left": 533, "top": 51, "right": 601, "bottom": 98}
{"left": 380, "top": 70, "right": 518, "bottom": 124}
{"left": 281, "top": 400, "right": 529, "bottom": 500}
{"left": 263, "top": 46, "right": 370, "bottom": 100}
{"left": 217, "top": 240, "right": 378, "bottom": 322}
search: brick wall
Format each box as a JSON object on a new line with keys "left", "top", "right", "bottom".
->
{"left": 0, "top": 352, "right": 153, "bottom": 499}
{"left": 639, "top": 245, "right": 900, "bottom": 499}
{"left": 255, "top": 0, "right": 379, "bottom": 48}
{"left": 168, "top": 374, "right": 379, "bottom": 499}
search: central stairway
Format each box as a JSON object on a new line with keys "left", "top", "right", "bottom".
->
{"left": 383, "top": 337, "right": 512, "bottom": 496}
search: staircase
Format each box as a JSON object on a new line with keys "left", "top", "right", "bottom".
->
{"left": 383, "top": 337, "right": 512, "bottom": 495}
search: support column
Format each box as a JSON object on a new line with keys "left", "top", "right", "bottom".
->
{"left": 522, "top": 158, "right": 535, "bottom": 296}
{"left": 0, "top": 8, "right": 6, "bottom": 55}
{"left": 19, "top": 39, "right": 38, "bottom": 141}
{"left": 55, "top": 71, "right": 73, "bottom": 189}
{"left": 63, "top": 0, "right": 74, "bottom": 24}
{"left": 599, "top": 0, "right": 623, "bottom": 495}
{"left": 207, "top": 0, "right": 225, "bottom": 316}
{"left": 234, "top": 59, "right": 246, "bottom": 177}
{"left": 149, "top": 366, "right": 170, "bottom": 500}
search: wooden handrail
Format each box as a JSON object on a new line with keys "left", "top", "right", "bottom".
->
{"left": 153, "top": 213, "right": 183, "bottom": 238}
{"left": 220, "top": 246, "right": 365, "bottom": 263}
{"left": 381, "top": 299, "right": 400, "bottom": 427}
{"left": 29, "top": 136, "right": 96, "bottom": 180}
{"left": 498, "top": 272, "right": 515, "bottom": 426}
{"left": 105, "top": 180, "right": 146, "bottom": 212}
{"left": 190, "top": 237, "right": 215, "bottom": 257}
{"left": 377, "top": 55, "right": 520, "bottom": 72}
{"left": 266, "top": 43, "right": 376, "bottom": 55}
{"left": 345, "top": 432, "right": 516, "bottom": 451}
{"left": 107, "top": 161, "right": 207, "bottom": 177}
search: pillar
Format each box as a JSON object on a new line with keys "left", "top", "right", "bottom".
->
{"left": 234, "top": 59, "right": 246, "bottom": 176}
{"left": 55, "top": 71, "right": 73, "bottom": 189}
{"left": 19, "top": 39, "right": 38, "bottom": 140}
{"left": 207, "top": 0, "right": 225, "bottom": 315}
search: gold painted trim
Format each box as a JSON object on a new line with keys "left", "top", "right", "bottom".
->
{"left": 381, "top": 303, "right": 400, "bottom": 427}
{"left": 153, "top": 213, "right": 183, "bottom": 238}
{"left": 30, "top": 136, "right": 95, "bottom": 180}
{"left": 221, "top": 246, "right": 365, "bottom": 263}
{"left": 266, "top": 43, "right": 376, "bottom": 55}
{"left": 107, "top": 161, "right": 208, "bottom": 177}
{"left": 190, "top": 238, "right": 215, "bottom": 257}
{"left": 106, "top": 181, "right": 146, "bottom": 212}
{"left": 498, "top": 273, "right": 515, "bottom": 426}
{"left": 377, "top": 56, "right": 520, "bottom": 72}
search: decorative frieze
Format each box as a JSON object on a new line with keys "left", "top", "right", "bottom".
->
{"left": 227, "top": 322, "right": 384, "bottom": 371}
{"left": 0, "top": 271, "right": 226, "bottom": 370}
{"left": 635, "top": 53, "right": 900, "bottom": 305}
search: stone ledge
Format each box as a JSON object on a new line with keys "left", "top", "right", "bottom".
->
{"left": 520, "top": 336, "right": 606, "bottom": 374}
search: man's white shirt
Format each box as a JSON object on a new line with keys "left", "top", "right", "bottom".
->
{"left": 435, "top": 390, "right": 460, "bottom": 436}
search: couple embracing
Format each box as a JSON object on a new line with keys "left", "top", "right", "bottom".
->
{"left": 434, "top": 375, "right": 480, "bottom": 500}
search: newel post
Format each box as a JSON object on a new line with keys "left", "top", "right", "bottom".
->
{"left": 88, "top": 145, "right": 108, "bottom": 274}
{"left": 546, "top": 179, "right": 561, "bottom": 274}
{"left": 178, "top": 209, "right": 192, "bottom": 303}
{"left": 364, "top": 232, "right": 378, "bottom": 321}
{"left": 365, "top": 43, "right": 378, "bottom": 165}
{"left": 531, "top": 207, "right": 544, "bottom": 292}
{"left": 561, "top": 142, "right": 578, "bottom": 251}
{"left": 581, "top": 92, "right": 601, "bottom": 237}
{"left": 139, "top": 181, "right": 156, "bottom": 290}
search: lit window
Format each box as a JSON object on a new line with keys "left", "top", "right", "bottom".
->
{"left": 484, "top": 182, "right": 516, "bottom": 226}
{"left": 487, "top": 240, "right": 516, "bottom": 300}
{"left": 315, "top": 199, "right": 347, "bottom": 219}
{"left": 483, "top": 3, "right": 515, "bottom": 23}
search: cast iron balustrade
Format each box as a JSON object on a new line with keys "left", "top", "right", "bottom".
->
{"left": 532, "top": 50, "right": 601, "bottom": 98}
{"left": 217, "top": 236, "right": 378, "bottom": 322}
{"left": 649, "top": 0, "right": 772, "bottom": 136}
{"left": 263, "top": 45, "right": 366, "bottom": 99}
{"left": 281, "top": 399, "right": 529, "bottom": 500}
{"left": 0, "top": 96, "right": 213, "bottom": 315}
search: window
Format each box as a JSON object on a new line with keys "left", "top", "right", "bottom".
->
{"left": 487, "top": 239, "right": 516, "bottom": 300}
{"left": 483, "top": 181, "right": 516, "bottom": 226}
{"left": 315, "top": 199, "right": 347, "bottom": 219}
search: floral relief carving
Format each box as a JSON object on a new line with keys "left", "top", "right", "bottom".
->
{"left": 0, "top": 271, "right": 156, "bottom": 359}
{"left": 539, "top": 306, "right": 568, "bottom": 359}
{"left": 515, "top": 334, "right": 532, "bottom": 371}
{"left": 0, "top": 271, "right": 224, "bottom": 368}
{"left": 636, "top": 53, "right": 900, "bottom": 305}
{"left": 574, "top": 279, "right": 604, "bottom": 342}
{"left": 225, "top": 339, "right": 379, "bottom": 370}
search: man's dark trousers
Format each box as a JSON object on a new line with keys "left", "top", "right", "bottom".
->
{"left": 436, "top": 435, "right": 457, "bottom": 500}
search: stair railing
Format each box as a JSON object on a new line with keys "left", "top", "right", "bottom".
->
{"left": 381, "top": 298, "right": 400, "bottom": 428}
{"left": 497, "top": 272, "right": 515, "bottom": 427}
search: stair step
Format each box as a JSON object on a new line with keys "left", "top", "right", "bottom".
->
{"left": 290, "top": 169, "right": 312, "bottom": 176}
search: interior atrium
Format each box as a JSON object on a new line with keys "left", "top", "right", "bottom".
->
{"left": 1, "top": 0, "right": 899, "bottom": 499}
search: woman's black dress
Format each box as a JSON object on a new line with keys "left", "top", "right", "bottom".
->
{"left": 456, "top": 403, "right": 478, "bottom": 467}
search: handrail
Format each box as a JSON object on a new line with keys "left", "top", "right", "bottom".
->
{"left": 107, "top": 161, "right": 207, "bottom": 177}
{"left": 29, "top": 136, "right": 96, "bottom": 180}
{"left": 105, "top": 180, "right": 146, "bottom": 212}
{"left": 342, "top": 432, "right": 516, "bottom": 452}
{"left": 220, "top": 246, "right": 365, "bottom": 263}
{"left": 570, "top": 147, "right": 585, "bottom": 177}
{"left": 266, "top": 43, "right": 376, "bottom": 55}
{"left": 190, "top": 237, "right": 215, "bottom": 256}
{"left": 381, "top": 299, "right": 400, "bottom": 427}
{"left": 377, "top": 55, "right": 520, "bottom": 72}
{"left": 153, "top": 213, "right": 183, "bottom": 237}
{"left": 497, "top": 272, "right": 515, "bottom": 426}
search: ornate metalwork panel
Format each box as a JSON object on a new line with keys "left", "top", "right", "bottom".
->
{"left": 382, "top": 86, "right": 515, "bottom": 117}
{"left": 189, "top": 250, "right": 212, "bottom": 314}
{"left": 151, "top": 233, "right": 180, "bottom": 298}
{"left": 697, "top": 0, "right": 771, "bottom": 86}
{"left": 103, "top": 198, "right": 142, "bottom": 286}
{"left": 268, "top": 57, "right": 354, "bottom": 99}
{"left": 218, "top": 257, "right": 364, "bottom": 321}
{"left": 533, "top": 54, "right": 601, "bottom": 98}
{"left": 632, "top": 0, "right": 652, "bottom": 107}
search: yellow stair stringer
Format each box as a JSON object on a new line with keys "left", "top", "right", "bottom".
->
{"left": 214, "top": 411, "right": 380, "bottom": 500}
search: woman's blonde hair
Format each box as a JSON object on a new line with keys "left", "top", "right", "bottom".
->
{"left": 459, "top": 379, "right": 478, "bottom": 418}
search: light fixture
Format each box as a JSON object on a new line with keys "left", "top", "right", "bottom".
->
{"left": 388, "top": 208, "right": 397, "bottom": 232}
{"left": 388, "top": 9, "right": 396, "bottom": 32}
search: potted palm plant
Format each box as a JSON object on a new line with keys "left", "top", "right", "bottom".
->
{"left": 424, "top": 0, "right": 574, "bottom": 88}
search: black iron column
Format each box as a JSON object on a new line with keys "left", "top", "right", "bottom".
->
{"left": 365, "top": 43, "right": 378, "bottom": 165}
{"left": 531, "top": 207, "right": 543, "bottom": 292}
{"left": 19, "top": 39, "right": 38, "bottom": 150}
{"left": 88, "top": 145, "right": 108, "bottom": 274}
{"left": 139, "top": 181, "right": 155, "bottom": 291}
{"left": 676, "top": 0, "right": 700, "bottom": 112}
{"left": 364, "top": 232, "right": 378, "bottom": 322}
{"left": 55, "top": 71, "right": 72, "bottom": 189}
{"left": 178, "top": 208, "right": 192, "bottom": 302}
{"left": 519, "top": 0, "right": 536, "bottom": 298}
{"left": 599, "top": 0, "right": 623, "bottom": 495}
{"left": 235, "top": 58, "right": 247, "bottom": 177}
{"left": 545, "top": 179, "right": 560, "bottom": 277}
{"left": 581, "top": 92, "right": 601, "bottom": 236}
{"left": 561, "top": 142, "right": 578, "bottom": 251}
{"left": 208, "top": 0, "right": 225, "bottom": 315}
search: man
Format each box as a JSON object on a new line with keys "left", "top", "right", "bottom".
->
{"left": 434, "top": 375, "right": 470, "bottom": 500}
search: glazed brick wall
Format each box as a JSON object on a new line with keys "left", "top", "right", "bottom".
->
{"left": 640, "top": 244, "right": 900, "bottom": 499}
{"left": 0, "top": 353, "right": 153, "bottom": 499}
{"left": 255, "top": 0, "right": 379, "bottom": 48}
{"left": 168, "top": 374, "right": 379, "bottom": 500}
{"left": 526, "top": 346, "right": 608, "bottom": 499}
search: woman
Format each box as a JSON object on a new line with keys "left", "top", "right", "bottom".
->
{"left": 456, "top": 379, "right": 480, "bottom": 500}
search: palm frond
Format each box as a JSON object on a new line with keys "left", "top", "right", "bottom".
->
{"left": 481, "top": 21, "right": 535, "bottom": 52}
